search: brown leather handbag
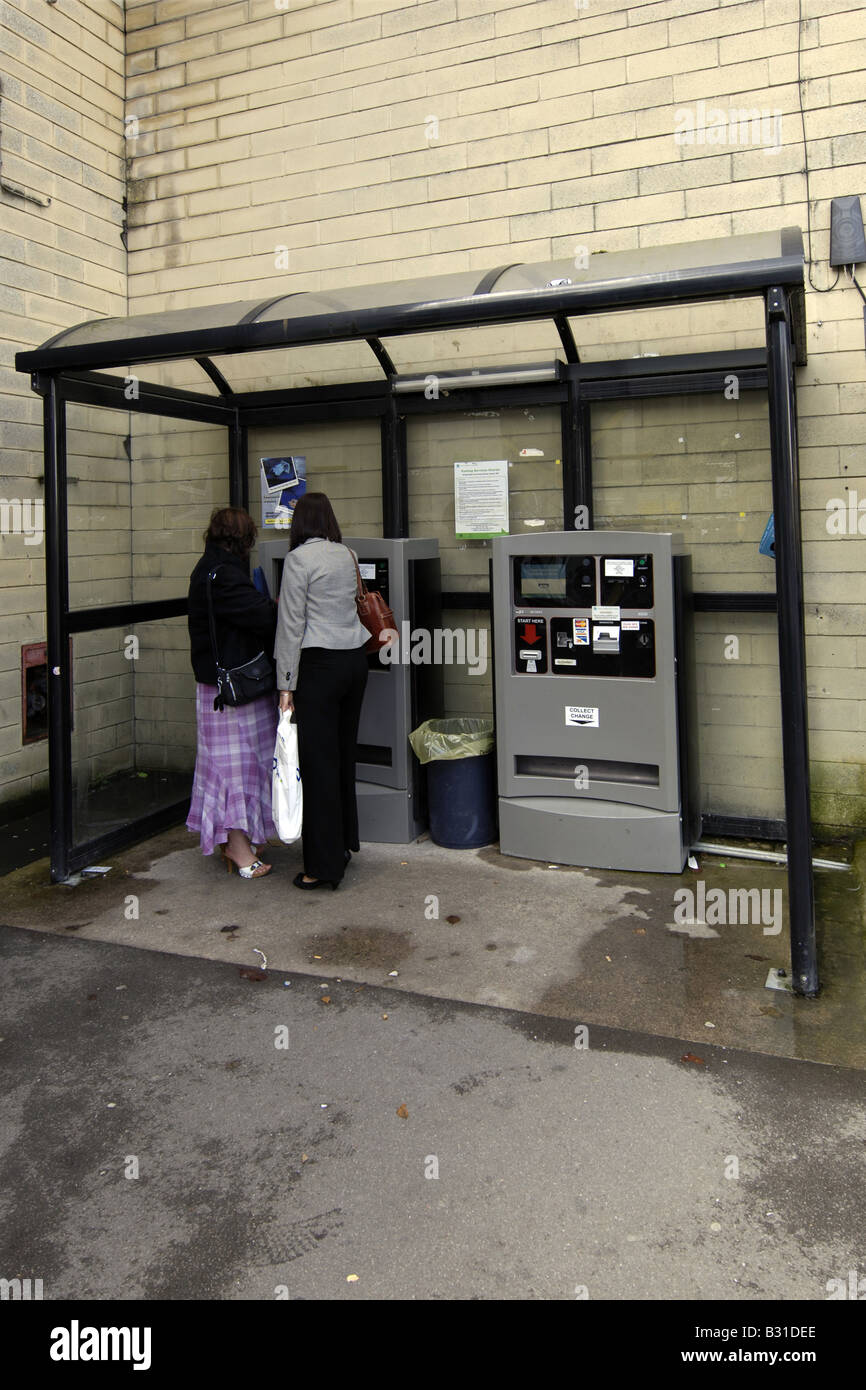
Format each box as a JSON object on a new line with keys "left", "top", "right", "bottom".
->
{"left": 347, "top": 548, "right": 397, "bottom": 654}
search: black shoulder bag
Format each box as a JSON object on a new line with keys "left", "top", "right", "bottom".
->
{"left": 206, "top": 568, "right": 275, "bottom": 712}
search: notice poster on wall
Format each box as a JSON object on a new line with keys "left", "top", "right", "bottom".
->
{"left": 454, "top": 459, "right": 509, "bottom": 539}
{"left": 261, "top": 456, "right": 307, "bottom": 529}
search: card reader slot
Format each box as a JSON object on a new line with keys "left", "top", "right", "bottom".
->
{"left": 514, "top": 754, "right": 660, "bottom": 786}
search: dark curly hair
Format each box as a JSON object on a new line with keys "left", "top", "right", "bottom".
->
{"left": 205, "top": 506, "right": 257, "bottom": 557}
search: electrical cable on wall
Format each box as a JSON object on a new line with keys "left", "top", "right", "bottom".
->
{"left": 797, "top": 0, "right": 840, "bottom": 293}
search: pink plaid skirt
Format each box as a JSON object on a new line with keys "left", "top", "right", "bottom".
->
{"left": 186, "top": 684, "right": 279, "bottom": 856}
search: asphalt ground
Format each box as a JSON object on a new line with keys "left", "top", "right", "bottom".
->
{"left": 2, "top": 922, "right": 865, "bottom": 1312}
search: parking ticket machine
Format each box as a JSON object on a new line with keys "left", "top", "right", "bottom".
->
{"left": 492, "top": 531, "right": 698, "bottom": 872}
{"left": 257, "top": 534, "right": 442, "bottom": 842}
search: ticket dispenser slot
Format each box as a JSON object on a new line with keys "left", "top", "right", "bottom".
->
{"left": 493, "top": 531, "right": 697, "bottom": 874}
{"left": 592, "top": 624, "right": 620, "bottom": 654}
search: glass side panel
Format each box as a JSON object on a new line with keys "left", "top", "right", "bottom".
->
{"left": 248, "top": 417, "right": 384, "bottom": 548}
{"left": 591, "top": 392, "right": 783, "bottom": 822}
{"left": 66, "top": 403, "right": 133, "bottom": 610}
{"left": 381, "top": 320, "right": 561, "bottom": 378}
{"left": 694, "top": 612, "right": 785, "bottom": 824}
{"left": 67, "top": 406, "right": 227, "bottom": 613}
{"left": 130, "top": 416, "right": 228, "bottom": 604}
{"left": 70, "top": 617, "right": 195, "bottom": 847}
{"left": 102, "top": 359, "right": 223, "bottom": 395}
{"left": 591, "top": 391, "right": 774, "bottom": 591}
{"left": 571, "top": 294, "right": 765, "bottom": 363}
{"left": 210, "top": 340, "right": 384, "bottom": 392}
{"left": 407, "top": 404, "right": 564, "bottom": 716}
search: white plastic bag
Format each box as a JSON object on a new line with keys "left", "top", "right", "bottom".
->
{"left": 272, "top": 709, "right": 303, "bottom": 843}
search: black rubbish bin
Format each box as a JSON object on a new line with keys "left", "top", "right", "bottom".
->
{"left": 409, "top": 717, "right": 497, "bottom": 849}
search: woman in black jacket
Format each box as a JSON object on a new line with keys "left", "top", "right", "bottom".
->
{"left": 187, "top": 507, "right": 278, "bottom": 878}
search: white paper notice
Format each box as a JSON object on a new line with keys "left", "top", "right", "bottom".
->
{"left": 454, "top": 459, "right": 509, "bottom": 539}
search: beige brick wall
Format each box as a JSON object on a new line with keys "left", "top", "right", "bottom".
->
{"left": 3, "top": 0, "right": 866, "bottom": 836}
{"left": 122, "top": 0, "right": 865, "bottom": 834}
{"left": 0, "top": 0, "right": 127, "bottom": 809}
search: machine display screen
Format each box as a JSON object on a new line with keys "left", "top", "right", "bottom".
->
{"left": 514, "top": 555, "right": 596, "bottom": 607}
{"left": 519, "top": 560, "right": 567, "bottom": 599}
{"left": 358, "top": 558, "right": 391, "bottom": 674}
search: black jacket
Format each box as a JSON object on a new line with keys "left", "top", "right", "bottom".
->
{"left": 188, "top": 543, "right": 277, "bottom": 685}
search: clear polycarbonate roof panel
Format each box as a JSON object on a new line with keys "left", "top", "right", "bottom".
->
{"left": 18, "top": 228, "right": 803, "bottom": 374}
{"left": 41, "top": 299, "right": 265, "bottom": 352}
{"left": 250, "top": 231, "right": 801, "bottom": 325}
{"left": 250, "top": 270, "right": 492, "bottom": 324}
{"left": 492, "top": 230, "right": 801, "bottom": 298}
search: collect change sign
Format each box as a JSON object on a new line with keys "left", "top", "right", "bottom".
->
{"left": 565, "top": 705, "right": 599, "bottom": 727}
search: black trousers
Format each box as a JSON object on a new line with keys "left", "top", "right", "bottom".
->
{"left": 293, "top": 645, "right": 369, "bottom": 883}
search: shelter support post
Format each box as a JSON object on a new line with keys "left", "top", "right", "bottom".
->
{"left": 563, "top": 368, "right": 592, "bottom": 530}
{"left": 765, "top": 286, "right": 818, "bottom": 996}
{"left": 381, "top": 396, "right": 408, "bottom": 537}
{"left": 41, "top": 374, "right": 73, "bottom": 882}
{"left": 229, "top": 410, "right": 247, "bottom": 511}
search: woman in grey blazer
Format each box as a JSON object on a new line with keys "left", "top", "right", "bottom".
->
{"left": 275, "top": 492, "right": 370, "bottom": 889}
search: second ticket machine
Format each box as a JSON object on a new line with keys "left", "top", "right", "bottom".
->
{"left": 258, "top": 533, "right": 442, "bottom": 843}
{"left": 492, "top": 531, "right": 698, "bottom": 872}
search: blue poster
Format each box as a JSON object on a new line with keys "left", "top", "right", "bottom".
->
{"left": 261, "top": 456, "right": 307, "bottom": 529}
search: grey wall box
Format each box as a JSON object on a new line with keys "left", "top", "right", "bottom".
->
{"left": 258, "top": 534, "right": 443, "bottom": 843}
{"left": 829, "top": 195, "right": 866, "bottom": 267}
{"left": 492, "top": 531, "right": 699, "bottom": 873}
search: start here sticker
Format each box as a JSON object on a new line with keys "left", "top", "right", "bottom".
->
{"left": 565, "top": 706, "right": 599, "bottom": 728}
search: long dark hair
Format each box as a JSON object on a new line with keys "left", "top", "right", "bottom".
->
{"left": 289, "top": 492, "right": 342, "bottom": 550}
{"left": 205, "top": 506, "right": 257, "bottom": 557}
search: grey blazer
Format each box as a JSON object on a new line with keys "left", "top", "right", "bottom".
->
{"left": 274, "top": 538, "right": 369, "bottom": 690}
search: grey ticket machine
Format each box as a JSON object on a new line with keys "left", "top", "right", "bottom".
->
{"left": 492, "top": 531, "right": 698, "bottom": 872}
{"left": 257, "top": 534, "right": 442, "bottom": 843}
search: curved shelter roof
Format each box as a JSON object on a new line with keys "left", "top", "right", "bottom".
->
{"left": 17, "top": 227, "right": 806, "bottom": 378}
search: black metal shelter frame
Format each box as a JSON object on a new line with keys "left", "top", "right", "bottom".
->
{"left": 16, "top": 228, "right": 819, "bottom": 994}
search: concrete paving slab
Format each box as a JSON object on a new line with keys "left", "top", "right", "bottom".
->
{"left": 1, "top": 827, "right": 864, "bottom": 1069}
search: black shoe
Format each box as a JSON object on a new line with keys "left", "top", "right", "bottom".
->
{"left": 293, "top": 871, "right": 339, "bottom": 891}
